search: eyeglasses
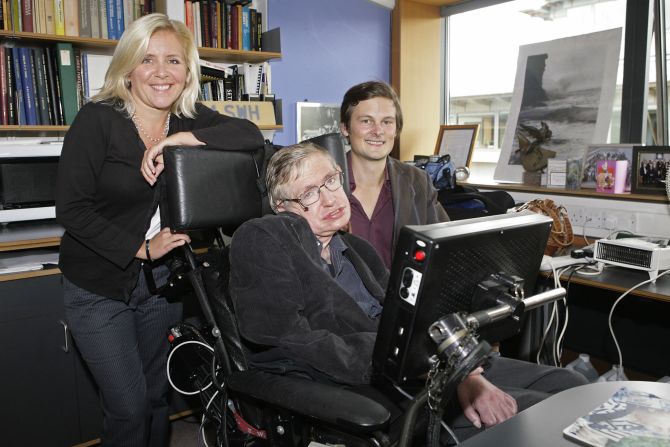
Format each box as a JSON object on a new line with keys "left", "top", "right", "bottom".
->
{"left": 282, "top": 171, "right": 344, "bottom": 211}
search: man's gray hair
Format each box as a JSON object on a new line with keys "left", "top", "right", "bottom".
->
{"left": 266, "top": 142, "right": 339, "bottom": 213}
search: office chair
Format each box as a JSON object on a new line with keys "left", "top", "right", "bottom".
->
{"left": 161, "top": 143, "right": 392, "bottom": 447}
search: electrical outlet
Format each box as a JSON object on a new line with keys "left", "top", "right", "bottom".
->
{"left": 568, "top": 206, "right": 586, "bottom": 226}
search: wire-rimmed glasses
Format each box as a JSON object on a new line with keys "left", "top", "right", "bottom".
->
{"left": 282, "top": 171, "right": 344, "bottom": 211}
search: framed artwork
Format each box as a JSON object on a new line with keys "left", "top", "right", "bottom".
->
{"left": 581, "top": 144, "right": 634, "bottom": 190}
{"left": 631, "top": 146, "right": 670, "bottom": 195}
{"left": 433, "top": 124, "right": 478, "bottom": 169}
{"left": 494, "top": 28, "right": 622, "bottom": 183}
{"left": 296, "top": 102, "right": 341, "bottom": 143}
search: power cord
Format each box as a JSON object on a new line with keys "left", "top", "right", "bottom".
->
{"left": 607, "top": 269, "right": 670, "bottom": 373}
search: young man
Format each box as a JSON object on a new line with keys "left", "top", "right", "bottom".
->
{"left": 339, "top": 81, "right": 449, "bottom": 269}
{"left": 339, "top": 81, "right": 587, "bottom": 441}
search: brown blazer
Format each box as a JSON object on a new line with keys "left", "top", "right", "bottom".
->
{"left": 387, "top": 157, "right": 450, "bottom": 252}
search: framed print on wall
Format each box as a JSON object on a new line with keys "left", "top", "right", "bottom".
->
{"left": 434, "top": 124, "right": 478, "bottom": 169}
{"left": 631, "top": 146, "right": 670, "bottom": 195}
{"left": 296, "top": 102, "right": 341, "bottom": 143}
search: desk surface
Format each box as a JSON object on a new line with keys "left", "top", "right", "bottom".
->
{"left": 459, "top": 381, "right": 670, "bottom": 446}
{"left": 549, "top": 265, "right": 670, "bottom": 303}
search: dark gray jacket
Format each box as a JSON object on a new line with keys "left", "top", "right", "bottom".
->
{"left": 229, "top": 212, "right": 389, "bottom": 385}
{"left": 388, "top": 157, "right": 450, "bottom": 251}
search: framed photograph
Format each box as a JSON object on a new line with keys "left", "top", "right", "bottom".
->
{"left": 433, "top": 124, "right": 478, "bottom": 169}
{"left": 296, "top": 102, "right": 341, "bottom": 142}
{"left": 581, "top": 144, "right": 634, "bottom": 190}
{"left": 631, "top": 146, "right": 670, "bottom": 195}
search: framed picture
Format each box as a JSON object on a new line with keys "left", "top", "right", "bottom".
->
{"left": 296, "top": 102, "right": 341, "bottom": 142}
{"left": 581, "top": 144, "right": 634, "bottom": 190}
{"left": 433, "top": 124, "right": 478, "bottom": 169}
{"left": 631, "top": 146, "right": 670, "bottom": 195}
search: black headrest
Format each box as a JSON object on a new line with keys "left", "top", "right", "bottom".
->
{"left": 163, "top": 146, "right": 266, "bottom": 233}
{"left": 301, "top": 133, "right": 350, "bottom": 195}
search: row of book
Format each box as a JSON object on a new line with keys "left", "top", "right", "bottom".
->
{"left": 0, "top": 43, "right": 109, "bottom": 125}
{"left": 0, "top": 0, "right": 156, "bottom": 40}
{"left": 199, "top": 59, "right": 270, "bottom": 101}
{"left": 185, "top": 1, "right": 263, "bottom": 51}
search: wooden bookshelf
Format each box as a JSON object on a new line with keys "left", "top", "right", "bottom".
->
{"left": 0, "top": 30, "right": 118, "bottom": 50}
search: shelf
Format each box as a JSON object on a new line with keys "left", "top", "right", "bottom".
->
{"left": 463, "top": 181, "right": 670, "bottom": 204}
{"left": 0, "top": 125, "right": 68, "bottom": 132}
{"left": 0, "top": 30, "right": 117, "bottom": 50}
{"left": 197, "top": 46, "right": 281, "bottom": 63}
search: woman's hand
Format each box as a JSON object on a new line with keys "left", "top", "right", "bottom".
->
{"left": 137, "top": 227, "right": 191, "bottom": 261}
{"left": 456, "top": 373, "right": 517, "bottom": 429}
{"left": 141, "top": 132, "right": 205, "bottom": 185}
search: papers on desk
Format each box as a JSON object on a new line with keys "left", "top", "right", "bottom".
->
{"left": 563, "top": 387, "right": 670, "bottom": 446}
{"left": 0, "top": 250, "right": 59, "bottom": 275}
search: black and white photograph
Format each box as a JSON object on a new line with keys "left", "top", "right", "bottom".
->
{"left": 631, "top": 146, "right": 670, "bottom": 195}
{"left": 296, "top": 102, "right": 341, "bottom": 142}
{"left": 494, "top": 28, "right": 621, "bottom": 183}
{"left": 581, "top": 144, "right": 634, "bottom": 190}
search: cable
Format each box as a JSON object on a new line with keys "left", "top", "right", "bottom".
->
{"left": 607, "top": 269, "right": 670, "bottom": 371}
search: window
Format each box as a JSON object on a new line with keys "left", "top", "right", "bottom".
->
{"left": 445, "top": 0, "right": 628, "bottom": 179}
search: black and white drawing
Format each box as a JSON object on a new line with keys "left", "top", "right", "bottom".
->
{"left": 494, "top": 28, "right": 622, "bottom": 183}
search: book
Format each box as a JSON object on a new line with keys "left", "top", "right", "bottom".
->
{"left": 563, "top": 387, "right": 670, "bottom": 446}
{"left": 241, "top": 5, "right": 250, "bottom": 51}
{"left": 114, "top": 0, "right": 123, "bottom": 38}
{"left": 54, "top": 0, "right": 66, "bottom": 35}
{"left": 105, "top": 0, "right": 116, "bottom": 39}
{"left": 82, "top": 52, "right": 111, "bottom": 98}
{"left": 89, "top": 0, "right": 99, "bottom": 38}
{"left": 55, "top": 42, "right": 78, "bottom": 125}
{"left": 0, "top": 46, "right": 7, "bottom": 125}
{"left": 63, "top": 0, "right": 78, "bottom": 36}
{"left": 4, "top": 45, "right": 15, "bottom": 124}
{"left": 45, "top": 46, "right": 64, "bottom": 125}
{"left": 44, "top": 0, "right": 55, "bottom": 34}
{"left": 78, "top": 0, "right": 91, "bottom": 37}
{"left": 11, "top": 47, "right": 26, "bottom": 125}
{"left": 18, "top": 47, "right": 38, "bottom": 125}
{"left": 32, "top": 47, "right": 50, "bottom": 125}
{"left": 21, "top": 0, "right": 33, "bottom": 33}
{"left": 99, "top": 0, "right": 108, "bottom": 39}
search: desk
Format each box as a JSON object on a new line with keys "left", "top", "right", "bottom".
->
{"left": 545, "top": 264, "right": 670, "bottom": 303}
{"left": 460, "top": 381, "right": 670, "bottom": 446}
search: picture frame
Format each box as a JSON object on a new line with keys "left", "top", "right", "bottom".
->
{"left": 296, "top": 102, "right": 341, "bottom": 143}
{"left": 581, "top": 143, "right": 634, "bottom": 190}
{"left": 631, "top": 146, "right": 670, "bottom": 195}
{"left": 433, "top": 124, "right": 479, "bottom": 169}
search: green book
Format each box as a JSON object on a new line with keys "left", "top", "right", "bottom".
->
{"left": 55, "top": 42, "right": 78, "bottom": 125}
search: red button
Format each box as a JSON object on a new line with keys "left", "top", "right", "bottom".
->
{"left": 414, "top": 250, "right": 426, "bottom": 262}
{"left": 167, "top": 334, "right": 175, "bottom": 343}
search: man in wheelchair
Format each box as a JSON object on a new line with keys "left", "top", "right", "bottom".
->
{"left": 228, "top": 142, "right": 587, "bottom": 445}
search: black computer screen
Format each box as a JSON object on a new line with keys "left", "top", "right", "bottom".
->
{"left": 372, "top": 211, "right": 552, "bottom": 384}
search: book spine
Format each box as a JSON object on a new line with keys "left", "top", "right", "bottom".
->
{"left": 215, "top": 0, "right": 221, "bottom": 48}
{"left": 74, "top": 47, "right": 83, "bottom": 108}
{"left": 54, "top": 0, "right": 65, "bottom": 35}
{"left": 230, "top": 4, "right": 238, "bottom": 50}
{"left": 38, "top": 47, "right": 55, "bottom": 124}
{"left": 5, "top": 47, "right": 15, "bottom": 124}
{"left": 249, "top": 8, "right": 256, "bottom": 51}
{"left": 44, "top": 0, "right": 55, "bottom": 34}
{"left": 63, "top": 0, "right": 78, "bottom": 36}
{"left": 114, "top": 0, "right": 123, "bottom": 38}
{"left": 0, "top": 46, "right": 7, "bottom": 125}
{"left": 11, "top": 0, "right": 21, "bottom": 32}
{"left": 81, "top": 51, "right": 88, "bottom": 99}
{"left": 200, "top": 0, "right": 208, "bottom": 48}
{"left": 209, "top": 0, "right": 217, "bottom": 48}
{"left": 88, "top": 0, "right": 98, "bottom": 37}
{"left": 105, "top": 0, "right": 115, "bottom": 39}
{"left": 47, "top": 46, "right": 63, "bottom": 124}
{"left": 256, "top": 10, "right": 261, "bottom": 51}
{"left": 32, "top": 47, "right": 50, "bottom": 125}
{"left": 99, "top": 0, "right": 108, "bottom": 39}
{"left": 241, "top": 6, "right": 249, "bottom": 51}
{"left": 56, "top": 42, "right": 78, "bottom": 125}
{"left": 21, "top": 0, "right": 33, "bottom": 33}
{"left": 78, "top": 0, "right": 90, "bottom": 37}
{"left": 184, "top": 0, "right": 193, "bottom": 37}
{"left": 18, "top": 47, "right": 37, "bottom": 125}
{"left": 124, "top": 0, "right": 132, "bottom": 31}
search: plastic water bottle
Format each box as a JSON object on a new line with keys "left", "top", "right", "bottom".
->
{"left": 565, "top": 353, "right": 599, "bottom": 383}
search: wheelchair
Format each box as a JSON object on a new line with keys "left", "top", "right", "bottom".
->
{"left": 159, "top": 136, "right": 566, "bottom": 447}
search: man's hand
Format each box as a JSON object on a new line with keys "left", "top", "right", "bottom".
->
{"left": 141, "top": 132, "right": 205, "bottom": 185}
{"left": 457, "top": 373, "right": 517, "bottom": 429}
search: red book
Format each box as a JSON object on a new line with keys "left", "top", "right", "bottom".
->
{"left": 22, "top": 0, "right": 34, "bottom": 33}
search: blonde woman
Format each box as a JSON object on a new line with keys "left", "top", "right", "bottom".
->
{"left": 56, "top": 13, "right": 263, "bottom": 446}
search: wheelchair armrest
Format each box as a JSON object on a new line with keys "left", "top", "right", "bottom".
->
{"left": 227, "top": 369, "right": 391, "bottom": 432}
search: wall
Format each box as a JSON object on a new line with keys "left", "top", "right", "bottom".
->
{"left": 268, "top": 0, "right": 392, "bottom": 146}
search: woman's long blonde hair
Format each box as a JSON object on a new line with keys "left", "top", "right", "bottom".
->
{"left": 92, "top": 13, "right": 200, "bottom": 118}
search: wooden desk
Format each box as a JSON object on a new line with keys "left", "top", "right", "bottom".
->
{"left": 544, "top": 264, "right": 670, "bottom": 303}
{"left": 460, "top": 381, "right": 670, "bottom": 447}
